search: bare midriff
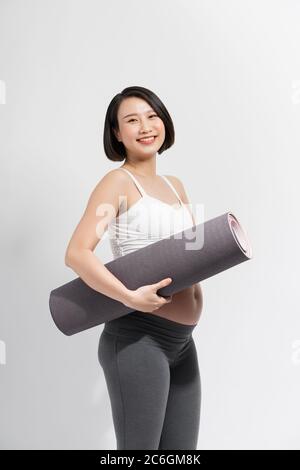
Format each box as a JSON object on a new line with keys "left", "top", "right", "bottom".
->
{"left": 148, "top": 283, "right": 203, "bottom": 326}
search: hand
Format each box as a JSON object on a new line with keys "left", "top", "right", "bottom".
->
{"left": 124, "top": 277, "right": 173, "bottom": 313}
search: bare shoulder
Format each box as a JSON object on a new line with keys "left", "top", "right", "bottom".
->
{"left": 64, "top": 168, "right": 129, "bottom": 256}
{"left": 99, "top": 167, "right": 130, "bottom": 185}
{"left": 86, "top": 167, "right": 130, "bottom": 214}
{"left": 89, "top": 167, "right": 130, "bottom": 199}
{"left": 164, "top": 174, "right": 196, "bottom": 225}
{"left": 163, "top": 174, "right": 186, "bottom": 200}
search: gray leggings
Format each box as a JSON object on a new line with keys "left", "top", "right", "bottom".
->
{"left": 98, "top": 310, "right": 201, "bottom": 450}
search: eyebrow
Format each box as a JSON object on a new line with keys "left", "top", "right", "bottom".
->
{"left": 122, "top": 109, "right": 154, "bottom": 120}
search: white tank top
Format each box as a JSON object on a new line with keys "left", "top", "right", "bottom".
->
{"left": 108, "top": 168, "right": 194, "bottom": 259}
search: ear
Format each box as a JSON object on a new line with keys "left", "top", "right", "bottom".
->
{"left": 113, "top": 128, "right": 121, "bottom": 142}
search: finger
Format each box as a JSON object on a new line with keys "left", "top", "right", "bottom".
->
{"left": 156, "top": 277, "right": 172, "bottom": 288}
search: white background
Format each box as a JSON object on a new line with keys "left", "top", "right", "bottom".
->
{"left": 0, "top": 0, "right": 300, "bottom": 449}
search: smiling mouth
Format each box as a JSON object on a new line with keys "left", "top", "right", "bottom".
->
{"left": 137, "top": 136, "right": 157, "bottom": 142}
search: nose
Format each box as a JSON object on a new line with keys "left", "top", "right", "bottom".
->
{"left": 139, "top": 126, "right": 151, "bottom": 133}
{"left": 139, "top": 118, "right": 151, "bottom": 132}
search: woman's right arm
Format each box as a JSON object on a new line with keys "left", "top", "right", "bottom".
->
{"left": 64, "top": 170, "right": 133, "bottom": 306}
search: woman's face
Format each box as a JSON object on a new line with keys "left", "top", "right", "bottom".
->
{"left": 114, "top": 97, "right": 165, "bottom": 159}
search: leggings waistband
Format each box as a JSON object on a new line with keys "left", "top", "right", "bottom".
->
{"left": 104, "top": 310, "right": 196, "bottom": 341}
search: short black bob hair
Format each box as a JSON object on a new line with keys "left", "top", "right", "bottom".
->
{"left": 103, "top": 86, "right": 175, "bottom": 162}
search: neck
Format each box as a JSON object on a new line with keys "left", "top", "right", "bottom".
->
{"left": 121, "top": 160, "right": 157, "bottom": 178}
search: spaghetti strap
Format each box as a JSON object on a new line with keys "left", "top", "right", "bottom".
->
{"left": 119, "top": 168, "right": 146, "bottom": 197}
{"left": 160, "top": 175, "right": 183, "bottom": 205}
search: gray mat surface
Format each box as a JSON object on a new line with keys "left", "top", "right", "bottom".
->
{"left": 49, "top": 211, "right": 253, "bottom": 335}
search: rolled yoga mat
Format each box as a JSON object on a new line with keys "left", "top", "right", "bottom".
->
{"left": 49, "top": 211, "right": 253, "bottom": 336}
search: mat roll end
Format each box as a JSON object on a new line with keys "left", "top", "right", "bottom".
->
{"left": 49, "top": 292, "right": 73, "bottom": 336}
{"left": 227, "top": 212, "right": 253, "bottom": 259}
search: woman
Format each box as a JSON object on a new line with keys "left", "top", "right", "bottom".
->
{"left": 65, "top": 86, "right": 203, "bottom": 450}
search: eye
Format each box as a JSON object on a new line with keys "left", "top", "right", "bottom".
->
{"left": 128, "top": 114, "right": 157, "bottom": 123}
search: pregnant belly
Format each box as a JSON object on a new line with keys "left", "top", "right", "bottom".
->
{"left": 149, "top": 283, "right": 203, "bottom": 326}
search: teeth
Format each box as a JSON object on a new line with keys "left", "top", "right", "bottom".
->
{"left": 138, "top": 137, "right": 155, "bottom": 142}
